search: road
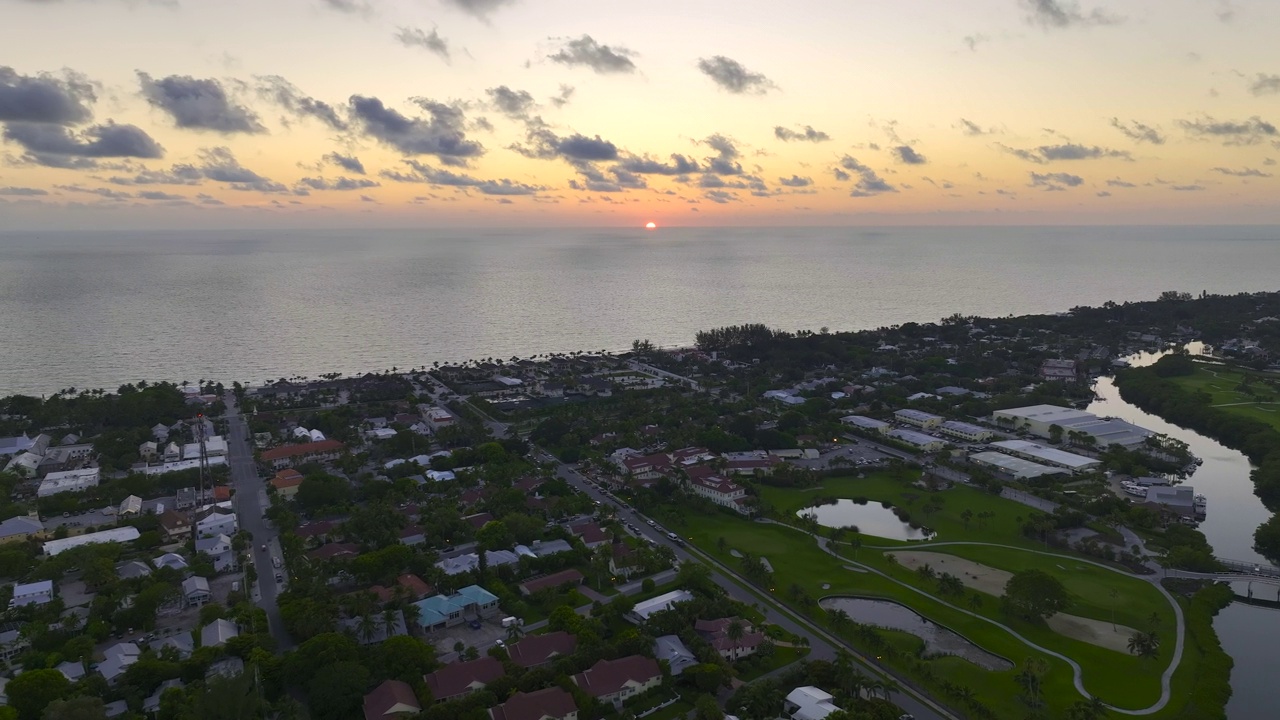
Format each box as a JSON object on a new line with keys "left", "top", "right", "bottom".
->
{"left": 535, "top": 446, "right": 953, "bottom": 720}
{"left": 223, "top": 392, "right": 292, "bottom": 650}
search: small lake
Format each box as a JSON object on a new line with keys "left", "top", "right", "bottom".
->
{"left": 797, "top": 499, "right": 936, "bottom": 541}
{"left": 820, "top": 596, "right": 1012, "bottom": 671}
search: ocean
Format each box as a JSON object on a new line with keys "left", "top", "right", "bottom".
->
{"left": 1, "top": 225, "right": 1277, "bottom": 396}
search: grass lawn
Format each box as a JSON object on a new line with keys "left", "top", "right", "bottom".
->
{"left": 1171, "top": 362, "right": 1280, "bottom": 431}
{"left": 736, "top": 645, "right": 811, "bottom": 681}
{"left": 636, "top": 699, "right": 692, "bottom": 720}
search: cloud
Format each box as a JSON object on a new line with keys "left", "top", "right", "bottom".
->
{"left": 548, "top": 35, "right": 637, "bottom": 74}
{"left": 703, "top": 190, "right": 737, "bottom": 204}
{"left": 106, "top": 167, "right": 202, "bottom": 185}
{"left": 1210, "top": 166, "right": 1271, "bottom": 177}
{"left": 381, "top": 159, "right": 544, "bottom": 195}
{"left": 1028, "top": 171, "right": 1084, "bottom": 189}
{"left": 773, "top": 125, "right": 829, "bottom": 143}
{"left": 891, "top": 145, "right": 927, "bottom": 164}
{"left": 3, "top": 121, "right": 164, "bottom": 166}
{"left": 697, "top": 133, "right": 745, "bottom": 176}
{"left": 963, "top": 34, "right": 989, "bottom": 52}
{"left": 1172, "top": 184, "right": 1205, "bottom": 191}
{"left": 1178, "top": 115, "right": 1277, "bottom": 145}
{"left": 1265, "top": 158, "right": 1277, "bottom": 166}
{"left": 549, "top": 85, "right": 575, "bottom": 108}
{"left": 319, "top": 0, "right": 370, "bottom": 14}
{"left": 559, "top": 134, "right": 618, "bottom": 161}
{"left": 137, "top": 72, "right": 265, "bottom": 134}
{"left": 837, "top": 155, "right": 896, "bottom": 196}
{"left": 395, "top": 26, "right": 451, "bottom": 62}
{"left": 697, "top": 56, "right": 775, "bottom": 95}
{"left": 778, "top": 175, "right": 812, "bottom": 187}
{"left": 996, "top": 143, "right": 1046, "bottom": 164}
{"left": 255, "top": 76, "right": 346, "bottom": 130}
{"left": 1109, "top": 118, "right": 1165, "bottom": 144}
{"left": 55, "top": 184, "right": 133, "bottom": 200}
{"left": 0, "top": 186, "right": 48, "bottom": 196}
{"left": 136, "top": 190, "right": 185, "bottom": 200}
{"left": 832, "top": 167, "right": 851, "bottom": 181}
{"left": 486, "top": 86, "right": 535, "bottom": 118}
{"left": 1037, "top": 143, "right": 1130, "bottom": 160}
{"left": 615, "top": 154, "right": 699, "bottom": 175}
{"left": 442, "top": 0, "right": 516, "bottom": 19}
{"left": 1106, "top": 178, "right": 1136, "bottom": 187}
{"left": 957, "top": 118, "right": 995, "bottom": 136}
{"left": 1021, "top": 0, "right": 1123, "bottom": 29}
{"left": 297, "top": 176, "right": 381, "bottom": 191}
{"left": 0, "top": 66, "right": 96, "bottom": 124}
{"left": 1096, "top": 191, "right": 1111, "bottom": 197}
{"left": 348, "top": 95, "right": 484, "bottom": 164}
{"left": 324, "top": 152, "right": 365, "bottom": 174}
{"left": 177, "top": 146, "right": 287, "bottom": 192}
{"left": 1250, "top": 74, "right": 1280, "bottom": 96}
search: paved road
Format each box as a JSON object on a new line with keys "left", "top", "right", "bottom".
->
{"left": 535, "top": 446, "right": 954, "bottom": 720}
{"left": 223, "top": 392, "right": 292, "bottom": 650}
{"left": 627, "top": 360, "right": 703, "bottom": 391}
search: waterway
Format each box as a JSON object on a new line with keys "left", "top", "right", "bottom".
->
{"left": 819, "top": 596, "right": 1013, "bottom": 671}
{"left": 797, "top": 499, "right": 937, "bottom": 541}
{"left": 1087, "top": 348, "right": 1278, "bottom": 719}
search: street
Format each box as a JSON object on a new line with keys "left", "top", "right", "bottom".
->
{"left": 223, "top": 392, "right": 293, "bottom": 650}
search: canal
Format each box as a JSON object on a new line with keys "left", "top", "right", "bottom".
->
{"left": 1087, "top": 348, "right": 1278, "bottom": 719}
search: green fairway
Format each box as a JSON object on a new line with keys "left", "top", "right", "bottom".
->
{"left": 1171, "top": 362, "right": 1280, "bottom": 431}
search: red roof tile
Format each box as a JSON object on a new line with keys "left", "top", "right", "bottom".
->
{"left": 363, "top": 679, "right": 421, "bottom": 720}
{"left": 423, "top": 656, "right": 505, "bottom": 701}
{"left": 307, "top": 543, "right": 360, "bottom": 561}
{"left": 505, "top": 631, "right": 578, "bottom": 668}
{"left": 260, "top": 439, "right": 345, "bottom": 462}
{"left": 464, "top": 512, "right": 494, "bottom": 529}
{"left": 397, "top": 573, "right": 433, "bottom": 599}
{"left": 518, "top": 569, "right": 584, "bottom": 595}
{"left": 573, "top": 655, "right": 661, "bottom": 698}
{"left": 489, "top": 688, "right": 577, "bottom": 720}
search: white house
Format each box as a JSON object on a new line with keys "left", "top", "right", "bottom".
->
{"left": 784, "top": 687, "right": 843, "bottom": 720}
{"left": 162, "top": 442, "right": 181, "bottom": 462}
{"left": 37, "top": 468, "right": 100, "bottom": 497}
{"left": 195, "top": 534, "right": 236, "bottom": 572}
{"left": 10, "top": 580, "right": 54, "bottom": 608}
{"left": 182, "top": 576, "right": 211, "bottom": 607}
{"left": 196, "top": 509, "right": 238, "bottom": 538}
{"left": 688, "top": 475, "right": 750, "bottom": 514}
{"left": 43, "top": 527, "right": 140, "bottom": 556}
{"left": 99, "top": 643, "right": 141, "bottom": 684}
{"left": 629, "top": 589, "right": 694, "bottom": 622}
{"left": 201, "top": 618, "right": 239, "bottom": 647}
{"left": 139, "top": 441, "right": 158, "bottom": 461}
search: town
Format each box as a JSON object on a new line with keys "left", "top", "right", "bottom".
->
{"left": 0, "top": 290, "right": 1278, "bottom": 720}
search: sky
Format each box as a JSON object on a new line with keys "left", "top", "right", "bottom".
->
{"left": 1, "top": 0, "right": 1279, "bottom": 228}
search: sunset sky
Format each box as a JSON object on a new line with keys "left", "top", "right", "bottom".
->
{"left": 1, "top": 0, "right": 1279, "bottom": 227}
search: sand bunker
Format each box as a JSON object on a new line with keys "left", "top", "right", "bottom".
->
{"left": 891, "top": 550, "right": 1138, "bottom": 652}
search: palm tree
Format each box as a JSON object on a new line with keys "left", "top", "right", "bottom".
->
{"left": 506, "top": 622, "right": 525, "bottom": 642}
{"left": 968, "top": 593, "right": 983, "bottom": 611}
{"left": 1126, "top": 631, "right": 1159, "bottom": 658}
{"left": 1068, "top": 696, "right": 1109, "bottom": 720}
{"left": 726, "top": 618, "right": 746, "bottom": 661}
{"left": 356, "top": 613, "right": 380, "bottom": 644}
{"left": 1108, "top": 588, "right": 1119, "bottom": 630}
{"left": 916, "top": 563, "right": 937, "bottom": 581}
{"left": 828, "top": 608, "right": 851, "bottom": 633}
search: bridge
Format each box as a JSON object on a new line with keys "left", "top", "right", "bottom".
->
{"left": 1166, "top": 558, "right": 1280, "bottom": 593}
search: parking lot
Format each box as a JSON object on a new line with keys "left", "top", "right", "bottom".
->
{"left": 428, "top": 617, "right": 509, "bottom": 659}
{"left": 791, "top": 442, "right": 897, "bottom": 471}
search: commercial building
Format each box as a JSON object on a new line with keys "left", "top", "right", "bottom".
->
{"left": 968, "top": 451, "right": 1066, "bottom": 480}
{"left": 991, "top": 404, "right": 1152, "bottom": 448}
{"left": 37, "top": 468, "right": 101, "bottom": 497}
{"left": 938, "top": 421, "right": 994, "bottom": 442}
{"left": 43, "top": 526, "right": 140, "bottom": 556}
{"left": 0, "top": 515, "right": 45, "bottom": 544}
{"left": 628, "top": 589, "right": 694, "bottom": 622}
{"left": 688, "top": 475, "right": 750, "bottom": 514}
{"left": 894, "top": 409, "right": 944, "bottom": 429}
{"left": 841, "top": 415, "right": 891, "bottom": 433}
{"left": 988, "top": 440, "right": 1101, "bottom": 472}
{"left": 884, "top": 428, "right": 949, "bottom": 452}
{"left": 1039, "top": 359, "right": 1079, "bottom": 382}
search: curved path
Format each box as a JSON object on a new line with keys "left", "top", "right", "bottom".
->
{"left": 762, "top": 521, "right": 1185, "bottom": 715}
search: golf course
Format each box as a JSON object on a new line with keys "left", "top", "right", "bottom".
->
{"left": 1168, "top": 361, "right": 1280, "bottom": 431}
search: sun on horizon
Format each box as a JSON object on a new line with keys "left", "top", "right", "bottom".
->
{"left": 645, "top": 222, "right": 657, "bottom": 229}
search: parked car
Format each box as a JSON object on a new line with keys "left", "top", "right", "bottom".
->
{"left": 468, "top": 619, "right": 482, "bottom": 630}
{"left": 275, "top": 573, "right": 283, "bottom": 583}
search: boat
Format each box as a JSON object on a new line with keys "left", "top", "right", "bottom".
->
{"left": 1122, "top": 483, "right": 1147, "bottom": 498}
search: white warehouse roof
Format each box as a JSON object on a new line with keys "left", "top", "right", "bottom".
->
{"left": 44, "top": 527, "right": 141, "bottom": 556}
{"left": 989, "top": 440, "right": 1100, "bottom": 470}
{"left": 969, "top": 451, "right": 1065, "bottom": 480}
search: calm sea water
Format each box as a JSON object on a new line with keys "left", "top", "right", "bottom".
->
{"left": 0, "top": 225, "right": 1277, "bottom": 396}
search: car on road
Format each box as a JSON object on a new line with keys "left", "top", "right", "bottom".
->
{"left": 667, "top": 532, "right": 678, "bottom": 540}
{"left": 646, "top": 519, "right": 656, "bottom": 526}
{"left": 275, "top": 573, "right": 283, "bottom": 583}
{"left": 260, "top": 544, "right": 266, "bottom": 551}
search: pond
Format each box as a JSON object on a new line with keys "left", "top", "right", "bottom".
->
{"left": 797, "top": 499, "right": 936, "bottom": 541}
{"left": 820, "top": 596, "right": 1012, "bottom": 671}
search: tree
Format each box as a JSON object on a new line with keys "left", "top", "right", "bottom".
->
{"left": 1067, "top": 696, "right": 1110, "bottom": 720}
{"left": 378, "top": 635, "right": 438, "bottom": 682}
{"left": 7, "top": 669, "right": 70, "bottom": 720}
{"left": 40, "top": 697, "right": 106, "bottom": 720}
{"left": 1127, "top": 630, "right": 1160, "bottom": 659}
{"left": 726, "top": 618, "right": 746, "bottom": 660}
{"left": 1002, "top": 570, "right": 1070, "bottom": 622}
{"left": 694, "top": 693, "right": 724, "bottom": 720}
{"left": 308, "top": 661, "right": 370, "bottom": 720}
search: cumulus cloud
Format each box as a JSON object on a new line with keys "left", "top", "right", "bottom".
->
{"left": 137, "top": 72, "right": 265, "bottom": 134}
{"left": 774, "top": 125, "right": 829, "bottom": 143}
{"left": 1177, "top": 115, "right": 1277, "bottom": 145}
{"left": 443, "top": 0, "right": 516, "bottom": 19}
{"left": 549, "top": 85, "right": 575, "bottom": 108}
{"left": 136, "top": 190, "right": 185, "bottom": 200}
{"left": 1210, "top": 166, "right": 1271, "bottom": 177}
{"left": 963, "top": 34, "right": 989, "bottom": 52}
{"left": 297, "top": 176, "right": 381, "bottom": 191}
{"left": 837, "top": 155, "right": 895, "bottom": 196}
{"left": 3, "top": 121, "right": 163, "bottom": 166}
{"left": 891, "top": 145, "right": 927, "bottom": 164}
{"left": 0, "top": 186, "right": 48, "bottom": 196}
{"left": 395, "top": 26, "right": 451, "bottom": 62}
{"left": 1021, "top": 0, "right": 1123, "bottom": 29}
{"left": 319, "top": 0, "right": 370, "bottom": 14}
{"left": 0, "top": 66, "right": 96, "bottom": 125}
{"left": 381, "top": 158, "right": 544, "bottom": 195}
{"left": 703, "top": 189, "right": 737, "bottom": 204}
{"left": 255, "top": 76, "right": 346, "bottom": 130}
{"left": 184, "top": 147, "right": 287, "bottom": 192}
{"left": 1106, "top": 178, "right": 1136, "bottom": 187}
{"left": 615, "top": 154, "right": 699, "bottom": 175}
{"left": 348, "top": 95, "right": 484, "bottom": 164}
{"left": 486, "top": 86, "right": 535, "bottom": 118}
{"left": 1037, "top": 143, "right": 1130, "bottom": 160}
{"left": 548, "top": 35, "right": 637, "bottom": 74}
{"left": 324, "top": 152, "right": 365, "bottom": 174}
{"left": 778, "top": 175, "right": 812, "bottom": 187}
{"left": 1109, "top": 118, "right": 1165, "bottom": 144}
{"left": 1028, "top": 171, "right": 1084, "bottom": 189}
{"left": 697, "top": 56, "right": 775, "bottom": 95}
{"left": 1249, "top": 74, "right": 1280, "bottom": 96}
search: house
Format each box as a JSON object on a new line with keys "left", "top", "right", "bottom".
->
{"left": 183, "top": 576, "right": 212, "bottom": 607}
{"left": 0, "top": 628, "right": 29, "bottom": 662}
{"left": 196, "top": 534, "right": 236, "bottom": 572}
{"left": 308, "top": 543, "right": 361, "bottom": 561}
{"left": 36, "top": 468, "right": 100, "bottom": 497}
{"left": 159, "top": 511, "right": 192, "bottom": 540}
{"left": 397, "top": 573, "right": 433, "bottom": 599}
{"left": 149, "top": 632, "right": 195, "bottom": 660}
{"left": 399, "top": 526, "right": 426, "bottom": 546}
{"left": 687, "top": 475, "right": 750, "bottom": 514}
{"left": 893, "top": 409, "right": 943, "bottom": 429}
{"left": 518, "top": 569, "right": 584, "bottom": 596}
{"left": 0, "top": 515, "right": 45, "bottom": 544}
{"left": 423, "top": 656, "right": 505, "bottom": 702}
{"left": 196, "top": 509, "right": 238, "bottom": 538}
{"left": 784, "top": 687, "right": 843, "bottom": 720}
{"left": 570, "top": 521, "right": 609, "bottom": 548}
{"left": 201, "top": 618, "right": 239, "bottom": 648}
{"left": 490, "top": 688, "right": 578, "bottom": 720}
{"left": 259, "top": 439, "right": 346, "bottom": 469}
{"left": 505, "top": 631, "right": 577, "bottom": 668}
{"left": 530, "top": 539, "right": 573, "bottom": 557}
{"left": 629, "top": 589, "right": 695, "bottom": 623}
{"left": 296, "top": 519, "right": 338, "bottom": 543}
{"left": 152, "top": 424, "right": 170, "bottom": 441}
{"left": 56, "top": 660, "right": 86, "bottom": 682}
{"left": 144, "top": 679, "right": 185, "bottom": 714}
{"left": 10, "top": 580, "right": 54, "bottom": 608}
{"left": 363, "top": 679, "right": 422, "bottom": 720}
{"left": 43, "top": 527, "right": 140, "bottom": 556}
{"left": 572, "top": 655, "right": 662, "bottom": 708}
{"left": 695, "top": 617, "right": 765, "bottom": 660}
{"left": 38, "top": 443, "right": 95, "bottom": 474}
{"left": 163, "top": 442, "right": 181, "bottom": 462}
{"left": 0, "top": 434, "right": 36, "bottom": 457}
{"left": 609, "top": 543, "right": 642, "bottom": 579}
{"left": 212, "top": 485, "right": 232, "bottom": 502}
{"left": 412, "top": 584, "right": 501, "bottom": 631}
{"left": 654, "top": 635, "right": 698, "bottom": 675}
{"left": 155, "top": 553, "right": 189, "bottom": 572}
{"left": 206, "top": 657, "right": 245, "bottom": 679}
{"left": 139, "top": 441, "right": 158, "bottom": 461}
{"left": 1040, "top": 358, "right": 1079, "bottom": 382}
{"left": 117, "top": 560, "right": 152, "bottom": 579}
{"left": 119, "top": 495, "right": 143, "bottom": 517}
{"left": 621, "top": 453, "right": 671, "bottom": 482}
{"left": 99, "top": 642, "right": 141, "bottom": 683}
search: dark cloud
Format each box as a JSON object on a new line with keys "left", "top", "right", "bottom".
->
{"left": 556, "top": 134, "right": 618, "bottom": 161}
{"left": 957, "top": 118, "right": 994, "bottom": 136}
{"left": 324, "top": 152, "right": 365, "bottom": 174}
{"left": 1106, "top": 178, "right": 1136, "bottom": 187}
{"left": 348, "top": 95, "right": 484, "bottom": 163}
{"left": 1022, "top": 0, "right": 1123, "bottom": 29}
{"left": 778, "top": 175, "right": 811, "bottom": 187}
{"left": 1096, "top": 191, "right": 1112, "bottom": 197}
{"left": 442, "top": 0, "right": 516, "bottom": 19}
{"left": 838, "top": 155, "right": 896, "bottom": 196}
{"left": 3, "top": 121, "right": 164, "bottom": 166}
{"left": 1249, "top": 74, "right": 1280, "bottom": 96}
{"left": 549, "top": 85, "right": 575, "bottom": 108}
{"left": 486, "top": 86, "right": 535, "bottom": 118}
{"left": 1178, "top": 115, "right": 1277, "bottom": 145}
{"left": 1172, "top": 184, "right": 1205, "bottom": 191}
{"left": 1028, "top": 171, "right": 1085, "bottom": 189}
{"left": 1109, "top": 118, "right": 1165, "bottom": 144}
{"left": 703, "top": 190, "right": 737, "bottom": 204}
{"left": 137, "top": 72, "right": 264, "bottom": 134}
{"left": 615, "top": 154, "right": 699, "bottom": 175}
{"left": 699, "top": 134, "right": 744, "bottom": 175}
{"left": 136, "top": 190, "right": 185, "bottom": 200}
{"left": 509, "top": 117, "right": 619, "bottom": 164}
{"left": 320, "top": 0, "right": 370, "bottom": 14}
{"left": 548, "top": 35, "right": 637, "bottom": 74}
{"left": 255, "top": 76, "right": 346, "bottom": 130}
{"left": 1264, "top": 158, "right": 1277, "bottom": 166}
{"left": 891, "top": 145, "right": 927, "bottom": 164}
{"left": 995, "top": 143, "right": 1045, "bottom": 164}
{"left": 832, "top": 167, "right": 851, "bottom": 181}
{"left": 0, "top": 66, "right": 96, "bottom": 125}
{"left": 381, "top": 159, "right": 544, "bottom": 195}
{"left": 395, "top": 26, "right": 451, "bottom": 62}
{"left": 297, "top": 176, "right": 380, "bottom": 191}
{"left": 1211, "top": 166, "right": 1271, "bottom": 177}
{"left": 774, "top": 125, "right": 829, "bottom": 143}
{"left": 697, "top": 56, "right": 775, "bottom": 95}
{"left": 54, "top": 184, "right": 131, "bottom": 200}
{"left": 0, "top": 186, "right": 48, "bottom": 196}
{"left": 182, "top": 147, "right": 287, "bottom": 192}
{"left": 1037, "top": 143, "right": 1130, "bottom": 160}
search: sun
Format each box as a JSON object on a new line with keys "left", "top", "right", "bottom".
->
{"left": 645, "top": 221, "right": 657, "bottom": 229}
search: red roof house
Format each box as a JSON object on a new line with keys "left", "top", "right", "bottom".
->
{"left": 363, "top": 679, "right": 421, "bottom": 720}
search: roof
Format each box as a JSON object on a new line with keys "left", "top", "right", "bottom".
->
{"left": 182, "top": 576, "right": 210, "bottom": 595}
{"left": 571, "top": 522, "right": 609, "bottom": 545}
{"left": 397, "top": 573, "right": 433, "bottom": 598}
{"left": 364, "top": 679, "right": 421, "bottom": 720}
{"left": 0, "top": 515, "right": 43, "bottom": 539}
{"left": 994, "top": 404, "right": 1095, "bottom": 423}
{"left": 308, "top": 543, "right": 361, "bottom": 560}
{"left": 119, "top": 495, "right": 143, "bottom": 514}
{"left": 12, "top": 579, "right": 53, "bottom": 599}
{"left": 159, "top": 510, "right": 190, "bottom": 532}
{"left": 841, "top": 415, "right": 889, "bottom": 429}
{"left": 786, "top": 686, "right": 842, "bottom": 720}
{"left": 968, "top": 452, "right": 1065, "bottom": 480}
{"left": 630, "top": 589, "right": 694, "bottom": 620}
{"left": 654, "top": 635, "right": 698, "bottom": 675}
{"left": 573, "top": 655, "right": 661, "bottom": 697}
{"left": 531, "top": 539, "right": 573, "bottom": 556}
{"left": 989, "top": 439, "right": 1100, "bottom": 469}
{"left": 489, "top": 688, "right": 577, "bottom": 720}
{"left": 506, "top": 631, "right": 578, "bottom": 668}
{"left": 423, "top": 655, "right": 505, "bottom": 700}
{"left": 895, "top": 409, "right": 943, "bottom": 422}
{"left": 201, "top": 618, "right": 239, "bottom": 647}
{"left": 43, "top": 526, "right": 140, "bottom": 556}
{"left": 885, "top": 428, "right": 948, "bottom": 447}
{"left": 259, "top": 439, "right": 345, "bottom": 462}
{"left": 519, "top": 569, "right": 584, "bottom": 594}
{"left": 939, "top": 420, "right": 991, "bottom": 436}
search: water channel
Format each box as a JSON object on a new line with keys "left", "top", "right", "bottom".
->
{"left": 1088, "top": 347, "right": 1278, "bottom": 719}
{"left": 819, "top": 596, "right": 1013, "bottom": 671}
{"left": 797, "top": 499, "right": 936, "bottom": 541}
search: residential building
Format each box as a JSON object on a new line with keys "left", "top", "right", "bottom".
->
{"left": 938, "top": 421, "right": 994, "bottom": 442}
{"left": 10, "top": 580, "right": 54, "bottom": 608}
{"left": 144, "top": 680, "right": 185, "bottom": 714}
{"left": 201, "top": 618, "right": 239, "bottom": 647}
{"left": 183, "top": 576, "right": 211, "bottom": 607}
{"left": 518, "top": 569, "right": 584, "bottom": 596}
{"left": 195, "top": 534, "right": 236, "bottom": 572}
{"left": 0, "top": 628, "right": 30, "bottom": 662}
{"left": 572, "top": 655, "right": 662, "bottom": 708}
{"left": 530, "top": 539, "right": 573, "bottom": 557}
{"left": 423, "top": 406, "right": 456, "bottom": 431}
{"left": 259, "top": 439, "right": 346, "bottom": 469}
{"left": 695, "top": 617, "right": 766, "bottom": 660}
{"left": 36, "top": 468, "right": 100, "bottom": 497}
{"left": 159, "top": 510, "right": 192, "bottom": 540}
{"left": 989, "top": 440, "right": 1101, "bottom": 472}
{"left": 505, "top": 631, "right": 577, "bottom": 668}
{"left": 687, "top": 474, "right": 750, "bottom": 514}
{"left": 363, "top": 680, "right": 422, "bottom": 720}
{"left": 117, "top": 560, "right": 151, "bottom": 579}
{"left": 894, "top": 409, "right": 944, "bottom": 429}
{"left": 570, "top": 521, "right": 610, "bottom": 548}
{"left": 423, "top": 656, "right": 505, "bottom": 702}
{"left": 629, "top": 589, "right": 694, "bottom": 622}
{"left": 609, "top": 543, "right": 642, "bottom": 579}
{"left": 884, "top": 428, "right": 949, "bottom": 452}
{"left": 308, "top": 543, "right": 361, "bottom": 561}
{"left": 0, "top": 434, "right": 37, "bottom": 457}
{"left": 43, "top": 527, "right": 140, "bottom": 556}
{"left": 38, "top": 444, "right": 95, "bottom": 474}
{"left": 840, "top": 415, "right": 890, "bottom": 434}
{"left": 119, "top": 495, "right": 143, "bottom": 517}
{"left": 0, "top": 515, "right": 45, "bottom": 544}
{"left": 154, "top": 553, "right": 189, "bottom": 572}
{"left": 56, "top": 660, "right": 86, "bottom": 683}
{"left": 139, "top": 441, "right": 158, "bottom": 461}
{"left": 412, "top": 584, "right": 500, "bottom": 631}
{"left": 196, "top": 509, "right": 238, "bottom": 538}
{"left": 162, "top": 442, "right": 181, "bottom": 462}
{"left": 784, "top": 686, "right": 843, "bottom": 720}
{"left": 99, "top": 642, "right": 141, "bottom": 684}
{"left": 270, "top": 468, "right": 304, "bottom": 499}
{"left": 397, "top": 573, "right": 433, "bottom": 599}
{"left": 149, "top": 633, "right": 194, "bottom": 660}
{"left": 206, "top": 657, "right": 245, "bottom": 679}
{"left": 654, "top": 635, "right": 698, "bottom": 675}
{"left": 490, "top": 688, "right": 578, "bottom": 720}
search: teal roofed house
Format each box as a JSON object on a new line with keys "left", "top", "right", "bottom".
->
{"left": 413, "top": 584, "right": 501, "bottom": 631}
